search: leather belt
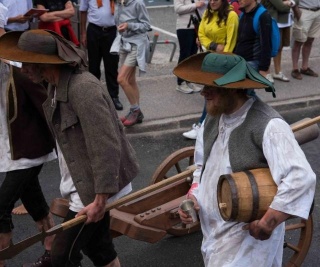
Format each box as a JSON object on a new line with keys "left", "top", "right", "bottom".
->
{"left": 89, "top": 23, "right": 116, "bottom": 32}
{"left": 300, "top": 7, "right": 320, "bottom": 12}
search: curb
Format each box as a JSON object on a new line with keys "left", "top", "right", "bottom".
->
{"left": 124, "top": 95, "right": 320, "bottom": 136}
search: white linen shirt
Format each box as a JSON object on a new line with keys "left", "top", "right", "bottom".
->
{"left": 194, "top": 97, "right": 316, "bottom": 267}
{"left": 0, "top": 61, "right": 56, "bottom": 172}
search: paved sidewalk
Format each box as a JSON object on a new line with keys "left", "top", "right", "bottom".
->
{"left": 113, "top": 39, "right": 320, "bottom": 135}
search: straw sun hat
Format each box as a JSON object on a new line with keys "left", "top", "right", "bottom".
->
{"left": 173, "top": 52, "right": 275, "bottom": 96}
{"left": 0, "top": 29, "right": 87, "bottom": 67}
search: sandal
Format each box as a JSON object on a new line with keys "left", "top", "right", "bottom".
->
{"left": 300, "top": 67, "right": 319, "bottom": 77}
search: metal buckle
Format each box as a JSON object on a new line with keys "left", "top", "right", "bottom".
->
{"left": 101, "top": 26, "right": 110, "bottom": 31}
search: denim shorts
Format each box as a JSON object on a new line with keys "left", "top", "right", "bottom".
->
{"left": 0, "top": 165, "right": 49, "bottom": 233}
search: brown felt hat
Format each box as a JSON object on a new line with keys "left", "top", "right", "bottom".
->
{"left": 0, "top": 29, "right": 87, "bottom": 67}
{"left": 173, "top": 52, "right": 275, "bottom": 95}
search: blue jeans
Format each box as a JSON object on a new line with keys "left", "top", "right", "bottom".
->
{"left": 51, "top": 210, "right": 117, "bottom": 267}
{"left": 176, "top": 29, "right": 198, "bottom": 85}
{"left": 0, "top": 165, "right": 49, "bottom": 233}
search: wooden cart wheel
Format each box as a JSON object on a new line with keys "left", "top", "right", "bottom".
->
{"left": 150, "top": 146, "right": 199, "bottom": 236}
{"left": 284, "top": 215, "right": 313, "bottom": 267}
{"left": 150, "top": 146, "right": 195, "bottom": 184}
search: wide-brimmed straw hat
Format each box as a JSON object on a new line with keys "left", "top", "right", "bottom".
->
{"left": 0, "top": 29, "right": 87, "bottom": 67}
{"left": 173, "top": 52, "right": 275, "bottom": 96}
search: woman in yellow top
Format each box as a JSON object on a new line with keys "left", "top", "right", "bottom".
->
{"left": 198, "top": 0, "right": 239, "bottom": 53}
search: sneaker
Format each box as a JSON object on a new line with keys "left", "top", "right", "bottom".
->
{"left": 122, "top": 109, "right": 144, "bottom": 127}
{"left": 176, "top": 82, "right": 193, "bottom": 94}
{"left": 120, "top": 112, "right": 129, "bottom": 123}
{"left": 265, "top": 74, "right": 274, "bottom": 83}
{"left": 187, "top": 83, "right": 202, "bottom": 93}
{"left": 291, "top": 69, "right": 302, "bottom": 80}
{"left": 23, "top": 250, "right": 52, "bottom": 267}
{"left": 120, "top": 109, "right": 142, "bottom": 123}
{"left": 272, "top": 72, "right": 290, "bottom": 82}
{"left": 182, "top": 123, "right": 200, "bottom": 140}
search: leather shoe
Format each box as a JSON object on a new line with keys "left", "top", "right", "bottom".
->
{"left": 291, "top": 69, "right": 302, "bottom": 80}
{"left": 23, "top": 250, "right": 52, "bottom": 267}
{"left": 300, "top": 67, "right": 318, "bottom": 77}
{"left": 112, "top": 98, "right": 123, "bottom": 110}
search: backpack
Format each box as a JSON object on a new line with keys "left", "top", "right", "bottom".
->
{"left": 240, "top": 5, "right": 280, "bottom": 57}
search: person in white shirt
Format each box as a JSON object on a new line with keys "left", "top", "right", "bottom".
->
{"left": 0, "top": 8, "right": 56, "bottom": 266}
{"left": 174, "top": 0, "right": 206, "bottom": 94}
{"left": 1, "top": 0, "right": 33, "bottom": 31}
{"left": 175, "top": 52, "right": 316, "bottom": 267}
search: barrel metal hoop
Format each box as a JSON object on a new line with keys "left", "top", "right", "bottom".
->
{"left": 224, "top": 174, "right": 238, "bottom": 221}
{"left": 244, "top": 170, "right": 259, "bottom": 222}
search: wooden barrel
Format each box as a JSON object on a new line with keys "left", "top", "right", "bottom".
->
{"left": 217, "top": 168, "right": 277, "bottom": 223}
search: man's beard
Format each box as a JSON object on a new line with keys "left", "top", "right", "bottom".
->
{"left": 206, "top": 90, "right": 237, "bottom": 117}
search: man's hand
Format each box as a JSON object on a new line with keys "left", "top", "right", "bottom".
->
{"left": 242, "top": 208, "right": 290, "bottom": 240}
{"left": 8, "top": 15, "right": 30, "bottom": 24}
{"left": 178, "top": 195, "right": 199, "bottom": 224}
{"left": 242, "top": 220, "right": 272, "bottom": 240}
{"left": 76, "top": 193, "right": 108, "bottom": 224}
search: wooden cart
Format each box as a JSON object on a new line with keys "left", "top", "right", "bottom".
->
{"left": 51, "top": 146, "right": 313, "bottom": 267}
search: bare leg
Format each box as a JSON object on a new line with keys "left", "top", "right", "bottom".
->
{"left": 104, "top": 257, "right": 121, "bottom": 267}
{"left": 118, "top": 65, "right": 139, "bottom": 106}
{"left": 273, "top": 49, "right": 282, "bottom": 74}
{"left": 291, "top": 40, "right": 303, "bottom": 70}
{"left": 0, "top": 232, "right": 12, "bottom": 267}
{"left": 35, "top": 213, "right": 55, "bottom": 251}
{"left": 301, "top": 37, "right": 314, "bottom": 70}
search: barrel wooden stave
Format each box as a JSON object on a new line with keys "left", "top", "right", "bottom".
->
{"left": 217, "top": 168, "right": 277, "bottom": 223}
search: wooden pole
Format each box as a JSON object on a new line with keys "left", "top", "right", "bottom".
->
{"left": 60, "top": 166, "right": 196, "bottom": 227}
{"left": 291, "top": 116, "right": 320, "bottom": 132}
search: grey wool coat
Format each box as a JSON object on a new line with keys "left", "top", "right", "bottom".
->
{"left": 42, "top": 66, "right": 139, "bottom": 206}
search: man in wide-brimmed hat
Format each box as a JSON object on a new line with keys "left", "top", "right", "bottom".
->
{"left": 176, "top": 52, "right": 316, "bottom": 267}
{"left": 0, "top": 8, "right": 57, "bottom": 267}
{"left": 0, "top": 29, "right": 139, "bottom": 267}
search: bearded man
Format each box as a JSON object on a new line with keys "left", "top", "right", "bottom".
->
{"left": 175, "top": 52, "right": 316, "bottom": 267}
